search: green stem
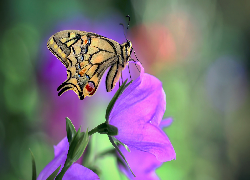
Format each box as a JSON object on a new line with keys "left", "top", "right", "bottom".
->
{"left": 55, "top": 162, "right": 72, "bottom": 180}
{"left": 88, "top": 123, "right": 108, "bottom": 136}
{"left": 88, "top": 126, "right": 99, "bottom": 136}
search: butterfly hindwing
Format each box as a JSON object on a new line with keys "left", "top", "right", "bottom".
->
{"left": 47, "top": 30, "right": 133, "bottom": 99}
{"left": 106, "top": 63, "right": 123, "bottom": 92}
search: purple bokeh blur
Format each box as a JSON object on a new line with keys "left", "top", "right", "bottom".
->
{"left": 206, "top": 56, "right": 248, "bottom": 112}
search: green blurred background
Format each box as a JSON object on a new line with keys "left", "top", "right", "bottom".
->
{"left": 1, "top": 0, "right": 250, "bottom": 179}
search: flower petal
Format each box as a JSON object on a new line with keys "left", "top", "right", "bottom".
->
{"left": 115, "top": 121, "right": 175, "bottom": 162}
{"left": 118, "top": 146, "right": 161, "bottom": 180}
{"left": 37, "top": 137, "right": 68, "bottom": 180}
{"left": 63, "top": 163, "right": 99, "bottom": 180}
{"left": 109, "top": 69, "right": 166, "bottom": 127}
{"left": 38, "top": 137, "right": 99, "bottom": 180}
{"left": 159, "top": 117, "right": 173, "bottom": 128}
{"left": 109, "top": 63, "right": 175, "bottom": 161}
{"left": 54, "top": 137, "right": 69, "bottom": 156}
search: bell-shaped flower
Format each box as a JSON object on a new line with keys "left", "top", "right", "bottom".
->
{"left": 108, "top": 62, "right": 176, "bottom": 162}
{"left": 37, "top": 137, "right": 99, "bottom": 180}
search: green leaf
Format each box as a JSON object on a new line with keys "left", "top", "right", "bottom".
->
{"left": 81, "top": 136, "right": 91, "bottom": 167}
{"left": 113, "top": 137, "right": 130, "bottom": 152}
{"left": 108, "top": 136, "right": 135, "bottom": 177}
{"left": 29, "top": 148, "right": 37, "bottom": 180}
{"left": 105, "top": 79, "right": 132, "bottom": 121}
{"left": 116, "top": 156, "right": 128, "bottom": 173}
{"left": 66, "top": 117, "right": 76, "bottom": 144}
{"left": 71, "top": 130, "right": 89, "bottom": 162}
{"left": 66, "top": 127, "right": 81, "bottom": 164}
{"left": 67, "top": 129, "right": 89, "bottom": 164}
{"left": 48, "top": 165, "right": 61, "bottom": 180}
{"left": 56, "top": 128, "right": 89, "bottom": 180}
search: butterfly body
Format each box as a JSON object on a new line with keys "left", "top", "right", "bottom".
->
{"left": 47, "top": 30, "right": 132, "bottom": 100}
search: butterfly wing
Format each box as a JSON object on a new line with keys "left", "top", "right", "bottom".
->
{"left": 47, "top": 30, "right": 79, "bottom": 67}
{"left": 106, "top": 62, "right": 124, "bottom": 92}
{"left": 105, "top": 41, "right": 131, "bottom": 92}
{"left": 47, "top": 30, "right": 123, "bottom": 99}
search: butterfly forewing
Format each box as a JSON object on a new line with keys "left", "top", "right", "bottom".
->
{"left": 47, "top": 30, "right": 132, "bottom": 100}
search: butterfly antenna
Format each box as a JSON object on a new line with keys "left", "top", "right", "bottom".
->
{"left": 119, "top": 23, "right": 128, "bottom": 40}
{"left": 120, "top": 15, "right": 131, "bottom": 41}
{"left": 123, "top": 15, "right": 141, "bottom": 74}
{"left": 126, "top": 15, "right": 130, "bottom": 30}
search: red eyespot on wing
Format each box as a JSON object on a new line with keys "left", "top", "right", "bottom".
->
{"left": 85, "top": 82, "right": 95, "bottom": 93}
{"left": 89, "top": 88, "right": 96, "bottom": 95}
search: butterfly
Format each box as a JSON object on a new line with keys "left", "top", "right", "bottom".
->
{"left": 47, "top": 30, "right": 133, "bottom": 100}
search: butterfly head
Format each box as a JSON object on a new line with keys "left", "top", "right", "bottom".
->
{"left": 126, "top": 40, "right": 132, "bottom": 53}
{"left": 121, "top": 40, "right": 133, "bottom": 63}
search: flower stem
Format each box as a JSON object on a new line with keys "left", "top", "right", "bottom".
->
{"left": 55, "top": 161, "right": 72, "bottom": 180}
{"left": 88, "top": 123, "right": 118, "bottom": 136}
{"left": 88, "top": 126, "right": 99, "bottom": 136}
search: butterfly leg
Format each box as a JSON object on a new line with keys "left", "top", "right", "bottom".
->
{"left": 127, "top": 63, "right": 132, "bottom": 80}
{"left": 129, "top": 59, "right": 141, "bottom": 73}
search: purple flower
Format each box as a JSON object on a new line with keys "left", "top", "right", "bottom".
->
{"left": 37, "top": 137, "right": 99, "bottom": 180}
{"left": 109, "top": 62, "right": 176, "bottom": 162}
{"left": 117, "top": 118, "right": 174, "bottom": 180}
